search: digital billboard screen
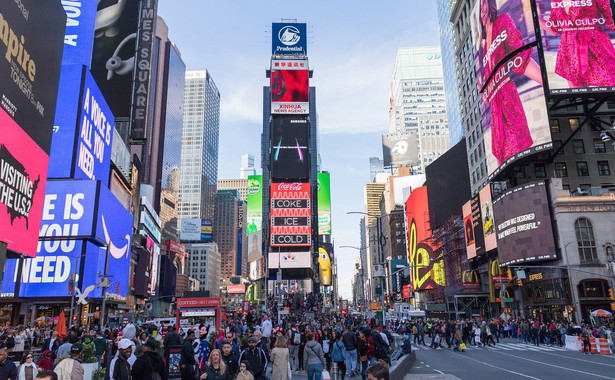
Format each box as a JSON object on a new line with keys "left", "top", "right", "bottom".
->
{"left": 61, "top": 0, "right": 98, "bottom": 66}
{"left": 318, "top": 242, "right": 333, "bottom": 286}
{"left": 493, "top": 181, "right": 557, "bottom": 266}
{"left": 470, "top": 0, "right": 551, "bottom": 180}
{"left": 247, "top": 175, "right": 263, "bottom": 267}
{"left": 268, "top": 252, "right": 312, "bottom": 269}
{"left": 382, "top": 132, "right": 419, "bottom": 167}
{"left": 271, "top": 117, "right": 309, "bottom": 180}
{"left": 271, "top": 60, "right": 309, "bottom": 114}
{"left": 270, "top": 182, "right": 311, "bottom": 247}
{"left": 317, "top": 172, "right": 331, "bottom": 235}
{"left": 272, "top": 23, "right": 307, "bottom": 56}
{"left": 479, "top": 185, "right": 497, "bottom": 252}
{"left": 536, "top": 0, "right": 615, "bottom": 95}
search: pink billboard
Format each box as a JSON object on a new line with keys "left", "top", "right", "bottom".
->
{"left": 0, "top": 109, "right": 49, "bottom": 257}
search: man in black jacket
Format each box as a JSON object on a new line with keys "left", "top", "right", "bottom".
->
{"left": 180, "top": 330, "right": 196, "bottom": 380}
{"left": 342, "top": 326, "right": 358, "bottom": 377}
{"left": 221, "top": 341, "right": 238, "bottom": 375}
{"left": 239, "top": 337, "right": 267, "bottom": 380}
{"left": 369, "top": 329, "right": 390, "bottom": 366}
{"left": 132, "top": 339, "right": 166, "bottom": 380}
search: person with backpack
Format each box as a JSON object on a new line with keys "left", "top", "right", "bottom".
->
{"left": 131, "top": 339, "right": 166, "bottom": 380}
{"left": 287, "top": 324, "right": 301, "bottom": 373}
{"left": 331, "top": 331, "right": 346, "bottom": 380}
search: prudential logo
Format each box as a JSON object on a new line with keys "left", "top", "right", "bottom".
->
{"left": 278, "top": 25, "right": 301, "bottom": 46}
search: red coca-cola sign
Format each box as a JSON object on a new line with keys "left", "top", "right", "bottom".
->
{"left": 277, "top": 182, "right": 304, "bottom": 191}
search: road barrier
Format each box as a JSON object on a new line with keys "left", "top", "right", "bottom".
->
{"left": 390, "top": 351, "right": 416, "bottom": 380}
{"left": 598, "top": 338, "right": 612, "bottom": 354}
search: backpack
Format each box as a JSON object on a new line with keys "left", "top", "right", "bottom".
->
{"left": 293, "top": 330, "right": 301, "bottom": 345}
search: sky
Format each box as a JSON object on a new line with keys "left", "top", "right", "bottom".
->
{"left": 157, "top": 0, "right": 442, "bottom": 300}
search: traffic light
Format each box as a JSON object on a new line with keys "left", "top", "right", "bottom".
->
{"left": 609, "top": 287, "right": 615, "bottom": 301}
{"left": 115, "top": 284, "right": 120, "bottom": 293}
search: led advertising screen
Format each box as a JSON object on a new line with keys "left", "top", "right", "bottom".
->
{"left": 271, "top": 117, "right": 309, "bottom": 180}
{"left": 318, "top": 242, "right": 333, "bottom": 286}
{"left": 493, "top": 181, "right": 557, "bottom": 266}
{"left": 0, "top": 109, "right": 50, "bottom": 257}
{"left": 463, "top": 194, "right": 485, "bottom": 260}
{"left": 390, "top": 259, "right": 409, "bottom": 295}
{"left": 470, "top": 0, "right": 551, "bottom": 180}
{"left": 382, "top": 132, "right": 419, "bottom": 167}
{"left": 317, "top": 172, "right": 332, "bottom": 235}
{"left": 272, "top": 23, "right": 307, "bottom": 56}
{"left": 271, "top": 60, "right": 309, "bottom": 114}
{"left": 90, "top": 0, "right": 140, "bottom": 118}
{"left": 247, "top": 175, "right": 263, "bottom": 265}
{"left": 201, "top": 219, "right": 213, "bottom": 242}
{"left": 479, "top": 185, "right": 497, "bottom": 252}
{"left": 536, "top": 0, "right": 615, "bottom": 94}
{"left": 0, "top": 0, "right": 66, "bottom": 155}
{"left": 49, "top": 65, "right": 114, "bottom": 186}
{"left": 268, "top": 252, "right": 312, "bottom": 269}
{"left": 405, "top": 187, "right": 445, "bottom": 291}
{"left": 61, "top": 0, "right": 98, "bottom": 66}
{"left": 270, "top": 182, "right": 311, "bottom": 247}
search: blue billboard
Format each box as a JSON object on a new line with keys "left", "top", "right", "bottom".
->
{"left": 61, "top": 0, "right": 98, "bottom": 66}
{"left": 272, "top": 23, "right": 307, "bottom": 56}
{"left": 48, "top": 65, "right": 114, "bottom": 186}
{"left": 201, "top": 219, "right": 213, "bottom": 242}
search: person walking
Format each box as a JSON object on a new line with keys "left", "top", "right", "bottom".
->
{"left": 131, "top": 338, "right": 166, "bottom": 380}
{"left": 239, "top": 337, "right": 267, "bottom": 380}
{"left": 271, "top": 336, "right": 289, "bottom": 380}
{"left": 54, "top": 343, "right": 84, "bottom": 380}
{"left": 287, "top": 324, "right": 301, "bottom": 373}
{"left": 342, "top": 327, "right": 357, "bottom": 377}
{"left": 331, "top": 331, "right": 346, "bottom": 380}
{"left": 221, "top": 341, "right": 238, "bottom": 376}
{"left": 356, "top": 331, "right": 368, "bottom": 380}
{"left": 180, "top": 330, "right": 197, "bottom": 380}
{"left": 16, "top": 353, "right": 38, "bottom": 380}
{"left": 199, "top": 349, "right": 229, "bottom": 380}
{"left": 303, "top": 333, "right": 326, "bottom": 380}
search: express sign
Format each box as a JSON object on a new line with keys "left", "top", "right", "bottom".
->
{"left": 270, "top": 183, "right": 311, "bottom": 247}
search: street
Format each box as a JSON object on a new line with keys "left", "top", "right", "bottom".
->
{"left": 405, "top": 338, "right": 615, "bottom": 380}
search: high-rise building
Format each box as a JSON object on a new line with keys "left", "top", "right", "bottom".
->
{"left": 217, "top": 178, "right": 249, "bottom": 279}
{"left": 214, "top": 190, "right": 242, "bottom": 285}
{"left": 437, "top": 0, "right": 464, "bottom": 146}
{"left": 240, "top": 154, "right": 256, "bottom": 179}
{"left": 369, "top": 157, "right": 386, "bottom": 182}
{"left": 389, "top": 47, "right": 450, "bottom": 171}
{"left": 179, "top": 69, "right": 220, "bottom": 222}
{"left": 185, "top": 242, "right": 220, "bottom": 297}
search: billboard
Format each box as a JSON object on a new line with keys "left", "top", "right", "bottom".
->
{"left": 469, "top": 0, "right": 551, "bottom": 180}
{"left": 405, "top": 187, "right": 445, "bottom": 291}
{"left": 180, "top": 218, "right": 201, "bottom": 241}
{"left": 463, "top": 194, "right": 485, "bottom": 260}
{"left": 382, "top": 132, "right": 419, "bottom": 167}
{"left": 479, "top": 185, "right": 497, "bottom": 252}
{"left": 227, "top": 285, "right": 245, "bottom": 294}
{"left": 268, "top": 252, "right": 312, "bottom": 269}
{"left": 61, "top": 0, "right": 98, "bottom": 66}
{"left": 247, "top": 176, "right": 263, "bottom": 271}
{"left": 270, "top": 182, "right": 311, "bottom": 247}
{"left": 493, "top": 181, "right": 557, "bottom": 266}
{"left": 317, "top": 172, "right": 331, "bottom": 235}
{"left": 390, "top": 259, "right": 409, "bottom": 295}
{"left": 90, "top": 0, "right": 140, "bottom": 119}
{"left": 536, "top": 0, "right": 615, "bottom": 95}
{"left": 201, "top": 219, "right": 213, "bottom": 242}
{"left": 271, "top": 117, "right": 309, "bottom": 180}
{"left": 271, "top": 60, "right": 309, "bottom": 114}
{"left": 49, "top": 65, "right": 114, "bottom": 186}
{"left": 272, "top": 23, "right": 307, "bottom": 56}
{"left": 318, "top": 242, "right": 333, "bottom": 286}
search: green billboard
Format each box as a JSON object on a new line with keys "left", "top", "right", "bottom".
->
{"left": 317, "top": 172, "right": 331, "bottom": 235}
{"left": 247, "top": 175, "right": 263, "bottom": 279}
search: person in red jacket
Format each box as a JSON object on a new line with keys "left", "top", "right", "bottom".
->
{"left": 37, "top": 350, "right": 53, "bottom": 371}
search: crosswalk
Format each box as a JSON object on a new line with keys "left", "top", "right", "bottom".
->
{"left": 411, "top": 342, "right": 570, "bottom": 352}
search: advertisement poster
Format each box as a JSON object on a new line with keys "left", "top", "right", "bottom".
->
{"left": 382, "top": 132, "right": 419, "bottom": 167}
{"left": 536, "top": 0, "right": 615, "bottom": 94}
{"left": 470, "top": 0, "right": 551, "bottom": 179}
{"left": 493, "top": 181, "right": 557, "bottom": 266}
{"left": 247, "top": 175, "right": 263, "bottom": 266}
{"left": 272, "top": 23, "right": 307, "bottom": 56}
{"left": 405, "top": 187, "right": 445, "bottom": 291}
{"left": 318, "top": 243, "right": 333, "bottom": 286}
{"left": 271, "top": 60, "right": 309, "bottom": 114}
{"left": 317, "top": 172, "right": 331, "bottom": 235}
{"left": 270, "top": 183, "right": 311, "bottom": 247}
{"left": 271, "top": 117, "right": 309, "bottom": 180}
{"left": 463, "top": 200, "right": 477, "bottom": 260}
{"left": 201, "top": 219, "right": 213, "bottom": 242}
{"left": 180, "top": 218, "right": 201, "bottom": 241}
{"left": 479, "top": 186, "right": 497, "bottom": 252}
{"left": 61, "top": 0, "right": 98, "bottom": 66}
{"left": 463, "top": 194, "right": 486, "bottom": 260}
{"left": 268, "top": 252, "right": 311, "bottom": 269}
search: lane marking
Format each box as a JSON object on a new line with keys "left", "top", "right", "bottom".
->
{"left": 522, "top": 350, "right": 615, "bottom": 368}
{"left": 493, "top": 350, "right": 615, "bottom": 379}
{"left": 451, "top": 352, "right": 541, "bottom": 379}
{"left": 434, "top": 369, "right": 444, "bottom": 374}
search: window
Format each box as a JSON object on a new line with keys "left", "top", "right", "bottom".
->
{"left": 569, "top": 118, "right": 580, "bottom": 132}
{"left": 512, "top": 166, "right": 525, "bottom": 179}
{"left": 598, "top": 161, "right": 611, "bottom": 176}
{"left": 534, "top": 163, "right": 546, "bottom": 178}
{"left": 572, "top": 139, "right": 585, "bottom": 154}
{"left": 550, "top": 119, "right": 560, "bottom": 133}
{"left": 576, "top": 218, "right": 598, "bottom": 264}
{"left": 594, "top": 139, "right": 607, "bottom": 153}
{"left": 553, "top": 140, "right": 563, "bottom": 152}
{"left": 576, "top": 161, "right": 589, "bottom": 176}
{"left": 555, "top": 162, "right": 568, "bottom": 177}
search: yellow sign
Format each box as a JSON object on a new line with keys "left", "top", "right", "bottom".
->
{"left": 529, "top": 273, "right": 543, "bottom": 281}
{"left": 370, "top": 302, "right": 382, "bottom": 310}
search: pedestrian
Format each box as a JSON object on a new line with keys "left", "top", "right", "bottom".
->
{"left": 303, "top": 333, "right": 326, "bottom": 380}
{"left": 582, "top": 327, "right": 591, "bottom": 354}
{"left": 37, "top": 351, "right": 53, "bottom": 372}
{"left": 253, "top": 331, "right": 271, "bottom": 364}
{"left": 287, "top": 324, "right": 301, "bottom": 372}
{"left": 356, "top": 331, "right": 368, "bottom": 380}
{"left": 109, "top": 339, "right": 133, "bottom": 380}
{"left": 261, "top": 316, "right": 273, "bottom": 339}
{"left": 342, "top": 327, "right": 357, "bottom": 377}
{"left": 271, "top": 336, "right": 290, "bottom": 380}
{"left": 16, "top": 352, "right": 38, "bottom": 380}
{"left": 34, "top": 370, "right": 57, "bottom": 380}
{"left": 199, "top": 349, "right": 229, "bottom": 380}
{"left": 131, "top": 338, "right": 166, "bottom": 380}
{"left": 180, "top": 330, "right": 197, "bottom": 380}
{"left": 53, "top": 343, "right": 84, "bottom": 380}
{"left": 163, "top": 325, "right": 182, "bottom": 364}
{"left": 331, "top": 331, "right": 346, "bottom": 380}
{"left": 221, "top": 341, "right": 238, "bottom": 376}
{"left": 239, "top": 337, "right": 267, "bottom": 380}
{"left": 365, "top": 361, "right": 389, "bottom": 380}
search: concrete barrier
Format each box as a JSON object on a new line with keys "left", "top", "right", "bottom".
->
{"left": 390, "top": 351, "right": 416, "bottom": 380}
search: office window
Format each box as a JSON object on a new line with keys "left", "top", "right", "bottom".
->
{"left": 550, "top": 119, "right": 560, "bottom": 133}
{"left": 575, "top": 218, "right": 597, "bottom": 264}
{"left": 594, "top": 139, "right": 607, "bottom": 153}
{"left": 512, "top": 166, "right": 525, "bottom": 179}
{"left": 572, "top": 139, "right": 585, "bottom": 154}
{"left": 553, "top": 140, "right": 563, "bottom": 152}
{"left": 555, "top": 162, "right": 568, "bottom": 178}
{"left": 576, "top": 161, "right": 589, "bottom": 176}
{"left": 534, "top": 163, "right": 546, "bottom": 178}
{"left": 598, "top": 161, "right": 611, "bottom": 176}
{"left": 569, "top": 118, "right": 580, "bottom": 132}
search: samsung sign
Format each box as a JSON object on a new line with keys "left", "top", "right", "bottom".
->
{"left": 272, "top": 23, "right": 307, "bottom": 56}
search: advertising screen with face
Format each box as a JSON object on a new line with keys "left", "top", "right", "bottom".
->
{"left": 382, "top": 132, "right": 419, "bottom": 167}
{"left": 493, "top": 181, "right": 557, "bottom": 266}
{"left": 463, "top": 200, "right": 477, "bottom": 259}
{"left": 479, "top": 185, "right": 497, "bottom": 251}
{"left": 536, "top": 0, "right": 615, "bottom": 94}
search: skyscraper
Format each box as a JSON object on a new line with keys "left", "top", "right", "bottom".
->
{"left": 437, "top": 0, "right": 464, "bottom": 146}
{"left": 214, "top": 190, "right": 242, "bottom": 286}
{"left": 389, "top": 47, "right": 450, "bottom": 172}
{"left": 370, "top": 157, "right": 386, "bottom": 183}
{"left": 179, "top": 69, "right": 220, "bottom": 222}
{"left": 240, "top": 154, "right": 256, "bottom": 179}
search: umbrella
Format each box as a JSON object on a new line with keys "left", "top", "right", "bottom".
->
{"left": 591, "top": 309, "right": 612, "bottom": 317}
{"left": 55, "top": 312, "right": 67, "bottom": 340}
{"left": 35, "top": 316, "right": 49, "bottom": 323}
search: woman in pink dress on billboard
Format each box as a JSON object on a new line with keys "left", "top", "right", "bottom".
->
{"left": 540, "top": 0, "right": 615, "bottom": 88}
{"left": 479, "top": 0, "right": 543, "bottom": 166}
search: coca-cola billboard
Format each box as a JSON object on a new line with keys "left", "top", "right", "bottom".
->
{"left": 270, "top": 183, "right": 311, "bottom": 247}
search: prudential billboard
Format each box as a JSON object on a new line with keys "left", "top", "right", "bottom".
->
{"left": 272, "top": 23, "right": 307, "bottom": 56}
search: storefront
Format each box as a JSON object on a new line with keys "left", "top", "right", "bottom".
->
{"left": 175, "top": 297, "right": 221, "bottom": 330}
{"left": 577, "top": 279, "right": 612, "bottom": 322}
{"left": 521, "top": 269, "right": 573, "bottom": 322}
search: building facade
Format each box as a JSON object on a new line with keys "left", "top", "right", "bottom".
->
{"left": 240, "top": 154, "right": 256, "bottom": 179}
{"left": 185, "top": 242, "right": 220, "bottom": 297}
